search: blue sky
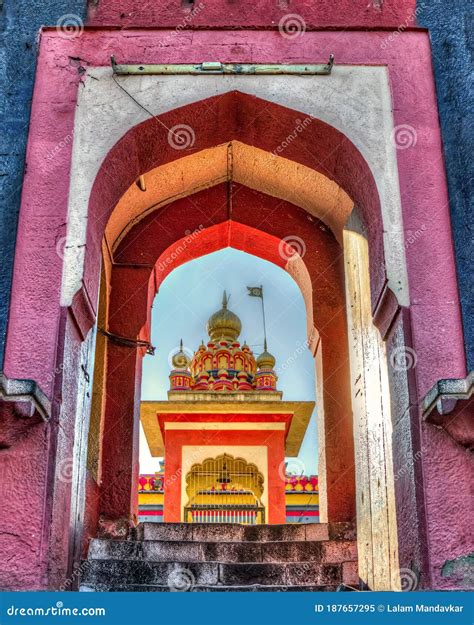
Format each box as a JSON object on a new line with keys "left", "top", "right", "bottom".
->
{"left": 140, "top": 248, "right": 318, "bottom": 475}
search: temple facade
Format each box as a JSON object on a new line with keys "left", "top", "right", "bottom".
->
{"left": 139, "top": 471, "right": 320, "bottom": 525}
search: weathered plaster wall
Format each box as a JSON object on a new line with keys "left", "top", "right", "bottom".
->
{"left": 417, "top": 0, "right": 474, "bottom": 369}
{"left": 87, "top": 0, "right": 417, "bottom": 28}
{"left": 0, "top": 0, "right": 87, "bottom": 366}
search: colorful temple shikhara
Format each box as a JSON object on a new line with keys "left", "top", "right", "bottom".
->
{"left": 140, "top": 292, "right": 315, "bottom": 524}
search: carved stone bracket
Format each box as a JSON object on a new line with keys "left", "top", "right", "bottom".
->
{"left": 0, "top": 372, "right": 51, "bottom": 421}
{"left": 423, "top": 371, "right": 474, "bottom": 449}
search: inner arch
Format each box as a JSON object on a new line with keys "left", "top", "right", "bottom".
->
{"left": 106, "top": 141, "right": 354, "bottom": 251}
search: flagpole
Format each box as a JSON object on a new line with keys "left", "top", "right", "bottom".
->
{"left": 260, "top": 285, "right": 267, "bottom": 349}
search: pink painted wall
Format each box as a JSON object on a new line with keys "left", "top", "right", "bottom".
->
{"left": 422, "top": 424, "right": 474, "bottom": 589}
{"left": 87, "top": 0, "right": 418, "bottom": 29}
{"left": 0, "top": 410, "right": 52, "bottom": 589}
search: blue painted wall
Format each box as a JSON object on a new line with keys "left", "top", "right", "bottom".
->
{"left": 0, "top": 0, "right": 87, "bottom": 367}
{"left": 418, "top": 0, "right": 474, "bottom": 370}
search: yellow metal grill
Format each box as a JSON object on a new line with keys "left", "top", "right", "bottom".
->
{"left": 184, "top": 454, "right": 265, "bottom": 524}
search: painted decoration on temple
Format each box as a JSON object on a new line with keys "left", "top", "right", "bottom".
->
{"left": 184, "top": 454, "right": 265, "bottom": 524}
{"left": 169, "top": 292, "right": 277, "bottom": 392}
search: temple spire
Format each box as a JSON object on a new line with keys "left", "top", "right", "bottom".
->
{"left": 206, "top": 291, "right": 241, "bottom": 342}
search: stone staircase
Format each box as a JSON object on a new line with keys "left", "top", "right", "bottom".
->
{"left": 80, "top": 522, "right": 358, "bottom": 591}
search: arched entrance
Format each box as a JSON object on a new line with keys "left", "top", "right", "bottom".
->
{"left": 42, "top": 94, "right": 422, "bottom": 590}
{"left": 2, "top": 24, "right": 469, "bottom": 592}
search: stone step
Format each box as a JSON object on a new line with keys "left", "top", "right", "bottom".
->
{"left": 89, "top": 538, "right": 357, "bottom": 564}
{"left": 80, "top": 560, "right": 342, "bottom": 589}
{"left": 136, "top": 522, "right": 331, "bottom": 542}
{"left": 80, "top": 583, "right": 340, "bottom": 592}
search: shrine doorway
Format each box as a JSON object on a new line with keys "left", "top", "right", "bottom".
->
{"left": 184, "top": 454, "right": 265, "bottom": 525}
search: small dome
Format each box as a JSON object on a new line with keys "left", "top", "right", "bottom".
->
{"left": 172, "top": 340, "right": 190, "bottom": 369}
{"left": 257, "top": 340, "right": 276, "bottom": 369}
{"left": 207, "top": 291, "right": 242, "bottom": 342}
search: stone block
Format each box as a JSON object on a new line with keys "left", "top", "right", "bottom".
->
{"left": 305, "top": 523, "right": 330, "bottom": 541}
{"left": 244, "top": 523, "right": 307, "bottom": 542}
{"left": 88, "top": 539, "right": 142, "bottom": 560}
{"left": 81, "top": 560, "right": 218, "bottom": 589}
{"left": 321, "top": 541, "right": 358, "bottom": 563}
{"left": 192, "top": 524, "right": 245, "bottom": 543}
{"left": 342, "top": 561, "right": 360, "bottom": 587}
{"left": 141, "top": 522, "right": 194, "bottom": 541}
{"left": 286, "top": 563, "right": 341, "bottom": 586}
{"left": 143, "top": 541, "right": 204, "bottom": 562}
{"left": 261, "top": 541, "right": 323, "bottom": 563}
{"left": 328, "top": 522, "right": 357, "bottom": 541}
{"left": 219, "top": 563, "right": 287, "bottom": 586}
{"left": 204, "top": 542, "right": 263, "bottom": 563}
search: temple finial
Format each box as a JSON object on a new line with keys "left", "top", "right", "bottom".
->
{"left": 264, "top": 338, "right": 268, "bottom": 351}
{"left": 179, "top": 338, "right": 183, "bottom": 350}
{"left": 222, "top": 290, "right": 228, "bottom": 309}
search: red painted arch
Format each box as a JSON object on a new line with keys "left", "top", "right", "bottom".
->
{"left": 97, "top": 184, "right": 355, "bottom": 526}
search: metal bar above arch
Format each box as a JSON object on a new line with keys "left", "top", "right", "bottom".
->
{"left": 111, "top": 55, "right": 335, "bottom": 76}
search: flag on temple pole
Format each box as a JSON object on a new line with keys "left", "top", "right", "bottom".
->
{"left": 247, "top": 286, "right": 263, "bottom": 298}
{"left": 247, "top": 286, "right": 267, "bottom": 343}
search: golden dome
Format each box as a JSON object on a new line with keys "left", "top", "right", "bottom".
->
{"left": 256, "top": 340, "right": 276, "bottom": 369}
{"left": 172, "top": 340, "right": 190, "bottom": 369}
{"left": 207, "top": 291, "right": 242, "bottom": 342}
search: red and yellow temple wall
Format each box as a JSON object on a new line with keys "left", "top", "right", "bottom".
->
{"left": 138, "top": 474, "right": 320, "bottom": 524}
